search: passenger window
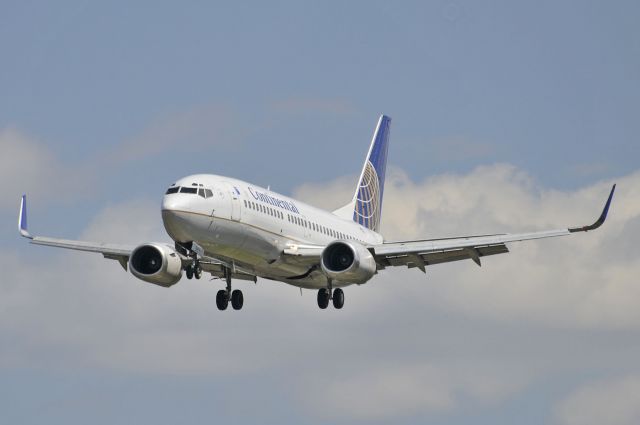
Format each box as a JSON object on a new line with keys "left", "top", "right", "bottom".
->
{"left": 244, "top": 200, "right": 247, "bottom": 207}
{"left": 165, "top": 187, "right": 180, "bottom": 194}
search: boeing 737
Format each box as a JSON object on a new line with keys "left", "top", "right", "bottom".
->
{"left": 19, "top": 115, "right": 616, "bottom": 310}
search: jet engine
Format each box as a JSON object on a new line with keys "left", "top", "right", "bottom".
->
{"left": 320, "top": 241, "right": 377, "bottom": 284}
{"left": 129, "top": 243, "right": 182, "bottom": 287}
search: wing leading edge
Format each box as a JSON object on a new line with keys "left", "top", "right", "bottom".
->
{"left": 19, "top": 195, "right": 135, "bottom": 269}
{"left": 374, "top": 184, "right": 616, "bottom": 272}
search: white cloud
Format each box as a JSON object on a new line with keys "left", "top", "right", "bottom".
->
{"left": 0, "top": 128, "right": 95, "bottom": 209}
{"left": 295, "top": 164, "right": 640, "bottom": 330}
{"left": 553, "top": 376, "right": 640, "bottom": 425}
{"left": 3, "top": 164, "right": 640, "bottom": 422}
{"left": 301, "top": 361, "right": 527, "bottom": 420}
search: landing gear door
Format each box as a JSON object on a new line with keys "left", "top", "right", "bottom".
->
{"left": 225, "top": 182, "right": 242, "bottom": 222}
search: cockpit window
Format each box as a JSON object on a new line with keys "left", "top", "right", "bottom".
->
{"left": 169, "top": 186, "right": 213, "bottom": 197}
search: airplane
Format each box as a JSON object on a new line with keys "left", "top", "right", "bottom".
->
{"left": 18, "top": 115, "right": 616, "bottom": 311}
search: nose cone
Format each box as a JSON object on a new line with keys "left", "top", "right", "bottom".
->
{"left": 161, "top": 194, "right": 182, "bottom": 212}
{"left": 161, "top": 195, "right": 193, "bottom": 243}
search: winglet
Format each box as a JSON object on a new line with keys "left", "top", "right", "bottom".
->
{"left": 19, "top": 194, "right": 33, "bottom": 239}
{"left": 569, "top": 184, "right": 616, "bottom": 233}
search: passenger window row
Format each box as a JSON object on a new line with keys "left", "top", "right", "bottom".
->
{"left": 286, "top": 214, "right": 363, "bottom": 243}
{"left": 241, "top": 198, "right": 365, "bottom": 243}
{"left": 244, "top": 199, "right": 284, "bottom": 220}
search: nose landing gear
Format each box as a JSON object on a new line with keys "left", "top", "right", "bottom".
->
{"left": 184, "top": 262, "right": 203, "bottom": 280}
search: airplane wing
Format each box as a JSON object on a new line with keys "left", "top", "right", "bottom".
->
{"left": 284, "top": 185, "right": 616, "bottom": 273}
{"left": 19, "top": 195, "right": 137, "bottom": 269}
{"left": 373, "top": 184, "right": 616, "bottom": 272}
{"left": 19, "top": 195, "right": 259, "bottom": 280}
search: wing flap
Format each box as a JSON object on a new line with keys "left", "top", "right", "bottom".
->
{"left": 381, "top": 243, "right": 509, "bottom": 269}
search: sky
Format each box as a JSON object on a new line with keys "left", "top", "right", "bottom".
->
{"left": 1, "top": 1, "right": 639, "bottom": 424}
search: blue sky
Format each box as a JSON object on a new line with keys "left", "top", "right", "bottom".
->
{"left": 2, "top": 1, "right": 640, "bottom": 424}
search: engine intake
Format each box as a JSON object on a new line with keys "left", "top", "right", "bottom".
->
{"left": 129, "top": 243, "right": 182, "bottom": 287}
{"left": 321, "top": 241, "right": 376, "bottom": 284}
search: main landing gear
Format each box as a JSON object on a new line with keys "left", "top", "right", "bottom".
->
{"left": 317, "top": 280, "right": 344, "bottom": 310}
{"left": 216, "top": 266, "right": 244, "bottom": 311}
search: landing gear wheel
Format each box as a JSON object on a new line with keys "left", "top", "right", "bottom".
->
{"left": 317, "top": 288, "right": 330, "bottom": 309}
{"left": 332, "top": 288, "right": 344, "bottom": 309}
{"left": 193, "top": 264, "right": 202, "bottom": 280}
{"left": 185, "top": 265, "right": 194, "bottom": 280}
{"left": 231, "top": 290, "right": 244, "bottom": 310}
{"left": 216, "top": 290, "right": 229, "bottom": 310}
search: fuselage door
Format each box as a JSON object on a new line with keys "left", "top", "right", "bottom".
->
{"left": 225, "top": 182, "right": 242, "bottom": 222}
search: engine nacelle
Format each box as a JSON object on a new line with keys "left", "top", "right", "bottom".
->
{"left": 129, "top": 243, "right": 182, "bottom": 287}
{"left": 320, "top": 241, "right": 377, "bottom": 284}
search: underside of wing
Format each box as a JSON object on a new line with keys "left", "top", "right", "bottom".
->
{"left": 379, "top": 243, "right": 509, "bottom": 272}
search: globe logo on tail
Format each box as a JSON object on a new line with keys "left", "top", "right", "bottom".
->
{"left": 354, "top": 161, "right": 382, "bottom": 232}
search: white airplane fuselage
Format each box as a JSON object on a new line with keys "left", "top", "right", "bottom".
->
{"left": 161, "top": 174, "right": 383, "bottom": 289}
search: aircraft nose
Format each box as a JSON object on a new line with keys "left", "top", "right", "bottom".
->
{"left": 161, "top": 195, "right": 192, "bottom": 242}
{"left": 161, "top": 194, "right": 181, "bottom": 212}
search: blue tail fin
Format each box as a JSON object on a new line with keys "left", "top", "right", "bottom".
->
{"left": 333, "top": 115, "right": 391, "bottom": 233}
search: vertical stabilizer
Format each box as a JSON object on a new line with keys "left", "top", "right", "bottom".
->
{"left": 332, "top": 115, "right": 391, "bottom": 233}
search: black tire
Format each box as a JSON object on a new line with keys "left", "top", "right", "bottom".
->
{"left": 317, "top": 288, "right": 330, "bottom": 309}
{"left": 231, "top": 290, "right": 244, "bottom": 310}
{"left": 194, "top": 264, "right": 202, "bottom": 280}
{"left": 186, "top": 265, "right": 194, "bottom": 280}
{"left": 332, "top": 288, "right": 344, "bottom": 309}
{"left": 216, "top": 290, "right": 229, "bottom": 310}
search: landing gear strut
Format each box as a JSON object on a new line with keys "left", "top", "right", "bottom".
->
{"left": 216, "top": 266, "right": 243, "bottom": 311}
{"left": 317, "top": 280, "right": 344, "bottom": 309}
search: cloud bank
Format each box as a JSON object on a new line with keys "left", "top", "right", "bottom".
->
{"left": 2, "top": 164, "right": 639, "bottom": 422}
